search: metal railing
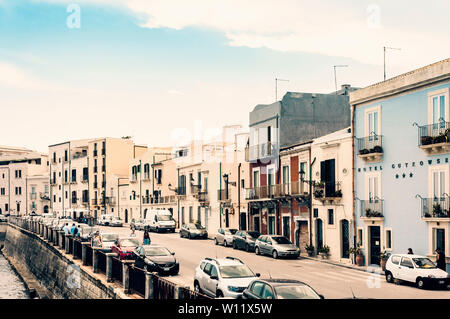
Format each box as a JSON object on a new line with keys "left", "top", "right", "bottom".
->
{"left": 313, "top": 181, "right": 342, "bottom": 199}
{"left": 420, "top": 197, "right": 450, "bottom": 218}
{"left": 154, "top": 275, "right": 176, "bottom": 299}
{"left": 245, "top": 142, "right": 277, "bottom": 161}
{"left": 418, "top": 121, "right": 450, "bottom": 146}
{"left": 129, "top": 265, "right": 146, "bottom": 297}
{"left": 357, "top": 134, "right": 384, "bottom": 155}
{"left": 217, "top": 189, "right": 230, "bottom": 201}
{"left": 360, "top": 199, "right": 384, "bottom": 217}
{"left": 245, "top": 182, "right": 309, "bottom": 200}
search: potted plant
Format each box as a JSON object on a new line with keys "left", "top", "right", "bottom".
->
{"left": 420, "top": 136, "right": 432, "bottom": 145}
{"left": 333, "top": 189, "right": 343, "bottom": 197}
{"left": 365, "top": 208, "right": 373, "bottom": 217}
{"left": 318, "top": 245, "right": 330, "bottom": 259}
{"left": 433, "top": 203, "right": 442, "bottom": 217}
{"left": 348, "top": 244, "right": 364, "bottom": 266}
{"left": 372, "top": 145, "right": 383, "bottom": 153}
{"left": 314, "top": 189, "right": 324, "bottom": 198}
{"left": 380, "top": 251, "right": 389, "bottom": 271}
{"left": 359, "top": 148, "right": 369, "bottom": 155}
{"left": 305, "top": 244, "right": 315, "bottom": 257}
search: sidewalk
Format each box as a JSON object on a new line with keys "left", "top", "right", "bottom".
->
{"left": 302, "top": 254, "right": 385, "bottom": 275}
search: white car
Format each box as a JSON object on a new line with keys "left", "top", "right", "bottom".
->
{"left": 194, "top": 257, "right": 260, "bottom": 298}
{"left": 215, "top": 228, "right": 238, "bottom": 247}
{"left": 385, "top": 254, "right": 450, "bottom": 289}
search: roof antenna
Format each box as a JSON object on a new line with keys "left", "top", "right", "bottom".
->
{"left": 268, "top": 271, "right": 272, "bottom": 279}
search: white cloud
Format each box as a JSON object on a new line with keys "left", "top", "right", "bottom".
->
{"left": 0, "top": 62, "right": 51, "bottom": 90}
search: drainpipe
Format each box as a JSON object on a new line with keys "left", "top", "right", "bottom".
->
{"left": 177, "top": 168, "right": 180, "bottom": 228}
{"left": 309, "top": 150, "right": 316, "bottom": 246}
{"left": 219, "top": 162, "right": 222, "bottom": 228}
{"left": 238, "top": 163, "right": 241, "bottom": 230}
{"left": 351, "top": 103, "right": 357, "bottom": 264}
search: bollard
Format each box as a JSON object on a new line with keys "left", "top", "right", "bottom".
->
{"left": 73, "top": 239, "right": 79, "bottom": 259}
{"left": 65, "top": 236, "right": 70, "bottom": 254}
{"left": 58, "top": 232, "right": 65, "bottom": 249}
{"left": 106, "top": 253, "right": 117, "bottom": 282}
{"left": 122, "top": 261, "right": 134, "bottom": 294}
{"left": 145, "top": 272, "right": 156, "bottom": 299}
{"left": 92, "top": 248, "right": 99, "bottom": 273}
{"left": 81, "top": 243, "right": 90, "bottom": 266}
{"left": 53, "top": 229, "right": 58, "bottom": 245}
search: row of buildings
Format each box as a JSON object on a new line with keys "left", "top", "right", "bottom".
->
{"left": 1, "top": 58, "right": 449, "bottom": 270}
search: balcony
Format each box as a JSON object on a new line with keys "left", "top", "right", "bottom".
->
{"left": 40, "top": 193, "right": 50, "bottom": 201}
{"left": 418, "top": 122, "right": 450, "bottom": 155}
{"left": 130, "top": 176, "right": 138, "bottom": 183}
{"left": 245, "top": 142, "right": 277, "bottom": 162}
{"left": 360, "top": 198, "right": 384, "bottom": 219}
{"left": 191, "top": 185, "right": 201, "bottom": 196}
{"left": 70, "top": 178, "right": 77, "bottom": 184}
{"left": 177, "top": 187, "right": 186, "bottom": 196}
{"left": 91, "top": 198, "right": 98, "bottom": 205}
{"left": 30, "top": 193, "right": 37, "bottom": 200}
{"left": 313, "top": 181, "right": 342, "bottom": 203}
{"left": 72, "top": 197, "right": 77, "bottom": 204}
{"left": 82, "top": 197, "right": 89, "bottom": 203}
{"left": 217, "top": 189, "right": 230, "bottom": 201}
{"left": 142, "top": 174, "right": 150, "bottom": 181}
{"left": 105, "top": 197, "right": 116, "bottom": 205}
{"left": 419, "top": 197, "right": 450, "bottom": 220}
{"left": 198, "top": 191, "right": 208, "bottom": 203}
{"left": 82, "top": 176, "right": 88, "bottom": 183}
{"left": 142, "top": 196, "right": 150, "bottom": 204}
{"left": 357, "top": 135, "right": 384, "bottom": 162}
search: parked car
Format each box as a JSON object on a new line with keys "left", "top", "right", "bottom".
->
{"left": 78, "top": 225, "right": 99, "bottom": 241}
{"left": 112, "top": 237, "right": 140, "bottom": 260}
{"left": 98, "top": 214, "right": 118, "bottom": 226}
{"left": 180, "top": 223, "right": 208, "bottom": 239}
{"left": 255, "top": 235, "right": 300, "bottom": 259}
{"left": 109, "top": 216, "right": 123, "bottom": 227}
{"left": 385, "top": 254, "right": 450, "bottom": 289}
{"left": 215, "top": 228, "right": 238, "bottom": 247}
{"left": 194, "top": 257, "right": 260, "bottom": 298}
{"left": 144, "top": 209, "right": 176, "bottom": 233}
{"left": 130, "top": 218, "right": 145, "bottom": 231}
{"left": 0, "top": 215, "right": 7, "bottom": 222}
{"left": 92, "top": 233, "right": 119, "bottom": 252}
{"left": 233, "top": 230, "right": 261, "bottom": 252}
{"left": 132, "top": 245, "right": 179, "bottom": 275}
{"left": 242, "top": 279, "right": 323, "bottom": 299}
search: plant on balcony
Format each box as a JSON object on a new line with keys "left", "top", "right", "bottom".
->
{"left": 318, "top": 245, "right": 330, "bottom": 259}
{"left": 420, "top": 136, "right": 432, "bottom": 145}
{"left": 432, "top": 133, "right": 447, "bottom": 144}
{"left": 332, "top": 189, "right": 342, "bottom": 198}
{"left": 365, "top": 208, "right": 382, "bottom": 218}
{"left": 433, "top": 203, "right": 443, "bottom": 217}
{"left": 372, "top": 145, "right": 383, "bottom": 153}
{"left": 313, "top": 189, "right": 324, "bottom": 198}
{"left": 359, "top": 148, "right": 369, "bottom": 155}
{"left": 305, "top": 244, "right": 315, "bottom": 257}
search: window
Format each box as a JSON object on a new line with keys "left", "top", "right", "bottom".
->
{"left": 0, "top": 188, "right": 5, "bottom": 195}
{"left": 432, "top": 170, "right": 446, "bottom": 198}
{"left": 189, "top": 206, "right": 193, "bottom": 223}
{"left": 282, "top": 165, "right": 290, "bottom": 184}
{"left": 365, "top": 106, "right": 381, "bottom": 137}
{"left": 250, "top": 282, "right": 265, "bottom": 298}
{"left": 253, "top": 170, "right": 260, "bottom": 188}
{"left": 267, "top": 167, "right": 275, "bottom": 186}
{"left": 313, "top": 208, "right": 318, "bottom": 218}
{"left": 261, "top": 284, "right": 275, "bottom": 299}
{"left": 210, "top": 265, "right": 218, "bottom": 277}
{"left": 181, "top": 207, "right": 185, "bottom": 225}
{"left": 428, "top": 89, "right": 448, "bottom": 125}
{"left": 72, "top": 169, "right": 76, "bottom": 182}
{"left": 357, "top": 229, "right": 363, "bottom": 246}
{"left": 367, "top": 174, "right": 380, "bottom": 200}
{"left": 385, "top": 229, "right": 392, "bottom": 250}
{"left": 400, "top": 257, "right": 413, "bottom": 268}
{"left": 433, "top": 228, "right": 446, "bottom": 252}
{"left": 391, "top": 255, "right": 401, "bottom": 265}
{"left": 328, "top": 209, "right": 334, "bottom": 225}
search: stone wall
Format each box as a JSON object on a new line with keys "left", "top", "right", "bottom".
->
{"left": 2, "top": 223, "right": 120, "bottom": 299}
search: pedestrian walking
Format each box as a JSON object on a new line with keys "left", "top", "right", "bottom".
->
{"left": 130, "top": 228, "right": 136, "bottom": 238}
{"left": 143, "top": 229, "right": 151, "bottom": 245}
{"left": 436, "top": 249, "right": 446, "bottom": 271}
{"left": 407, "top": 248, "right": 414, "bottom": 254}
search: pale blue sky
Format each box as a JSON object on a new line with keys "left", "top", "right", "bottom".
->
{"left": 0, "top": 0, "right": 449, "bottom": 152}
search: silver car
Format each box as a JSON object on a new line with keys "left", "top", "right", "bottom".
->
{"left": 215, "top": 228, "right": 238, "bottom": 247}
{"left": 255, "top": 235, "right": 300, "bottom": 259}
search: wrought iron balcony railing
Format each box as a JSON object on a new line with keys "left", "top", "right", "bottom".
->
{"left": 419, "top": 197, "right": 450, "bottom": 218}
{"left": 313, "top": 181, "right": 342, "bottom": 199}
{"left": 418, "top": 121, "right": 450, "bottom": 146}
{"left": 360, "top": 198, "right": 384, "bottom": 218}
{"left": 357, "top": 135, "right": 383, "bottom": 156}
{"left": 217, "top": 189, "right": 230, "bottom": 201}
{"left": 245, "top": 142, "right": 277, "bottom": 161}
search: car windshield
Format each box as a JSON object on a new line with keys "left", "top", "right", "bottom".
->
{"left": 189, "top": 223, "right": 204, "bottom": 230}
{"left": 102, "top": 234, "right": 118, "bottom": 241}
{"left": 272, "top": 236, "right": 292, "bottom": 245}
{"left": 413, "top": 258, "right": 437, "bottom": 269}
{"left": 247, "top": 231, "right": 260, "bottom": 239}
{"left": 157, "top": 215, "right": 173, "bottom": 221}
{"left": 225, "top": 229, "right": 238, "bottom": 235}
{"left": 120, "top": 238, "right": 140, "bottom": 247}
{"left": 275, "top": 285, "right": 321, "bottom": 299}
{"left": 143, "top": 247, "right": 171, "bottom": 256}
{"left": 219, "top": 265, "right": 255, "bottom": 278}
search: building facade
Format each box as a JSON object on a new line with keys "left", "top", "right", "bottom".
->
{"left": 352, "top": 58, "right": 450, "bottom": 271}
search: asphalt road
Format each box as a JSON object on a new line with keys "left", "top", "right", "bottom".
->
{"left": 100, "top": 225, "right": 450, "bottom": 299}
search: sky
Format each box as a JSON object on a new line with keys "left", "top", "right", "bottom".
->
{"left": 0, "top": 0, "right": 449, "bottom": 152}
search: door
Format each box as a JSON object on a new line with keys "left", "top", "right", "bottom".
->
{"left": 341, "top": 220, "right": 350, "bottom": 258}
{"left": 253, "top": 216, "right": 260, "bottom": 232}
{"left": 398, "top": 256, "right": 415, "bottom": 282}
{"left": 268, "top": 215, "right": 275, "bottom": 235}
{"left": 369, "top": 226, "right": 381, "bottom": 265}
{"left": 282, "top": 216, "right": 290, "bottom": 240}
{"left": 436, "top": 228, "right": 445, "bottom": 252}
{"left": 240, "top": 213, "right": 247, "bottom": 230}
{"left": 205, "top": 265, "right": 219, "bottom": 296}
{"left": 321, "top": 159, "right": 336, "bottom": 197}
{"left": 315, "top": 219, "right": 323, "bottom": 250}
{"left": 124, "top": 209, "right": 128, "bottom": 223}
{"left": 225, "top": 209, "right": 229, "bottom": 228}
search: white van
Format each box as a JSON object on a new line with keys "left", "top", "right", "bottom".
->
{"left": 144, "top": 210, "right": 176, "bottom": 233}
{"left": 98, "top": 214, "right": 114, "bottom": 226}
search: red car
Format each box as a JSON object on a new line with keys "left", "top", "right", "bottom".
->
{"left": 111, "top": 237, "right": 141, "bottom": 260}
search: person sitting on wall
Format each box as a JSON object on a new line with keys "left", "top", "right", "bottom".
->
{"left": 70, "top": 223, "right": 77, "bottom": 236}
{"left": 63, "top": 223, "right": 70, "bottom": 235}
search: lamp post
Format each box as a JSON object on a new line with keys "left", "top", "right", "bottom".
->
{"left": 333, "top": 65, "right": 349, "bottom": 94}
{"left": 299, "top": 157, "right": 316, "bottom": 246}
{"left": 383, "top": 46, "right": 401, "bottom": 81}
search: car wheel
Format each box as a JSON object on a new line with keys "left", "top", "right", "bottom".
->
{"left": 188, "top": 233, "right": 192, "bottom": 239}
{"left": 416, "top": 277, "right": 426, "bottom": 289}
{"left": 223, "top": 240, "right": 227, "bottom": 247}
{"left": 385, "top": 271, "right": 394, "bottom": 283}
{"left": 194, "top": 281, "right": 202, "bottom": 294}
{"left": 245, "top": 244, "right": 250, "bottom": 252}
{"left": 255, "top": 246, "right": 260, "bottom": 255}
{"left": 216, "top": 290, "right": 224, "bottom": 298}
{"left": 179, "top": 232, "right": 183, "bottom": 238}
{"left": 215, "top": 238, "right": 218, "bottom": 245}
{"left": 272, "top": 250, "right": 278, "bottom": 259}
{"left": 233, "top": 241, "right": 237, "bottom": 249}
